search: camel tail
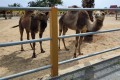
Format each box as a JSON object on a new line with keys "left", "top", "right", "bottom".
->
{"left": 12, "top": 25, "right": 19, "bottom": 28}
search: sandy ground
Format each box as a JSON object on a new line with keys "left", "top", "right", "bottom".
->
{"left": 0, "top": 15, "right": 120, "bottom": 80}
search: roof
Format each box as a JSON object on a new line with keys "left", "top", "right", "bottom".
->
{"left": 110, "top": 5, "right": 118, "bottom": 8}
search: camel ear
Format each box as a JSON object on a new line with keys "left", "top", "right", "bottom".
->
{"left": 102, "top": 12, "right": 105, "bottom": 16}
{"left": 93, "top": 11, "right": 95, "bottom": 15}
{"left": 45, "top": 12, "right": 49, "bottom": 16}
{"left": 100, "top": 10, "right": 106, "bottom": 15}
{"left": 45, "top": 12, "right": 49, "bottom": 20}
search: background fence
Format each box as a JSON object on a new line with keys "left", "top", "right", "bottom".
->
{"left": 0, "top": 7, "right": 120, "bottom": 80}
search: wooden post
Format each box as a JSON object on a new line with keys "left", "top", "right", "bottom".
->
{"left": 50, "top": 7, "right": 58, "bottom": 77}
{"left": 116, "top": 11, "right": 117, "bottom": 20}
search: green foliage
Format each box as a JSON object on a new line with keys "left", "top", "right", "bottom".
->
{"left": 28, "top": 0, "right": 63, "bottom": 7}
{"left": 8, "top": 3, "right": 21, "bottom": 7}
{"left": 82, "top": 0, "right": 95, "bottom": 22}
{"left": 82, "top": 0, "right": 95, "bottom": 8}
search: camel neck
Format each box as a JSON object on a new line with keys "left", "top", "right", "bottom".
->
{"left": 92, "top": 19, "right": 103, "bottom": 31}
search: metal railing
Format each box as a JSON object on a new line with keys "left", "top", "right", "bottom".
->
{"left": 0, "top": 37, "right": 51, "bottom": 47}
{"left": 0, "top": 28, "right": 120, "bottom": 47}
{"left": 1, "top": 45, "right": 120, "bottom": 80}
{"left": 0, "top": 7, "right": 120, "bottom": 80}
{"left": 0, "top": 7, "right": 120, "bottom": 11}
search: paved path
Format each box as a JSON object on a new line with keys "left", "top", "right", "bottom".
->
{"left": 51, "top": 55, "right": 120, "bottom": 80}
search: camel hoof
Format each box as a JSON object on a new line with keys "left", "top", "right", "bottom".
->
{"left": 59, "top": 48, "right": 61, "bottom": 50}
{"left": 73, "top": 54, "right": 77, "bottom": 58}
{"left": 65, "top": 48, "right": 69, "bottom": 51}
{"left": 21, "top": 49, "right": 24, "bottom": 51}
{"left": 41, "top": 50, "right": 45, "bottom": 53}
{"left": 32, "top": 54, "right": 36, "bottom": 58}
{"left": 59, "top": 47, "right": 62, "bottom": 51}
{"left": 79, "top": 53, "right": 83, "bottom": 55}
{"left": 73, "top": 56, "right": 77, "bottom": 58}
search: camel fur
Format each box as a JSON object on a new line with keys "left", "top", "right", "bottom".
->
{"left": 59, "top": 5, "right": 105, "bottom": 58}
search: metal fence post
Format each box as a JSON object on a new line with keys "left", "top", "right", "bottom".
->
{"left": 50, "top": 7, "right": 58, "bottom": 77}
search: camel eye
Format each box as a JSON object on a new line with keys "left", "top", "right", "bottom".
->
{"left": 102, "top": 13, "right": 105, "bottom": 16}
{"left": 95, "top": 13, "right": 99, "bottom": 16}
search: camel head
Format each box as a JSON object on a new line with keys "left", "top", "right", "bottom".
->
{"left": 94, "top": 11, "right": 105, "bottom": 21}
{"left": 88, "top": 11, "right": 106, "bottom": 31}
{"left": 39, "top": 12, "right": 48, "bottom": 22}
{"left": 33, "top": 10, "right": 49, "bottom": 22}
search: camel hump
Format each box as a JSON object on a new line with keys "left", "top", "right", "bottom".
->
{"left": 68, "top": 5, "right": 79, "bottom": 8}
{"left": 59, "top": 13, "right": 66, "bottom": 23}
{"left": 59, "top": 13, "right": 66, "bottom": 29}
{"left": 76, "top": 11, "right": 89, "bottom": 29}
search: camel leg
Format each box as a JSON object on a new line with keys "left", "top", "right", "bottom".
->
{"left": 19, "top": 28, "right": 24, "bottom": 51}
{"left": 78, "top": 27, "right": 87, "bottom": 56}
{"left": 74, "top": 30, "right": 80, "bottom": 58}
{"left": 78, "top": 36, "right": 84, "bottom": 55}
{"left": 26, "top": 30, "right": 33, "bottom": 50}
{"left": 31, "top": 31, "right": 36, "bottom": 58}
{"left": 39, "top": 32, "right": 45, "bottom": 53}
{"left": 4, "top": 13, "right": 7, "bottom": 20}
{"left": 62, "top": 27, "right": 69, "bottom": 51}
{"left": 58, "top": 27, "right": 62, "bottom": 50}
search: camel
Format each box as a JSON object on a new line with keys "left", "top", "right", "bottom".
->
{"left": 12, "top": 10, "right": 49, "bottom": 58}
{"left": 0, "top": 10, "right": 12, "bottom": 19}
{"left": 30, "top": 11, "right": 49, "bottom": 58}
{"left": 0, "top": 11, "right": 7, "bottom": 19}
{"left": 59, "top": 5, "right": 105, "bottom": 58}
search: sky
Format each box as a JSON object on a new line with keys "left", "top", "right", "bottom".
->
{"left": 0, "top": 0, "right": 120, "bottom": 8}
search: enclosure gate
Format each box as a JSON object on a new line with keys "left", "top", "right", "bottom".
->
{"left": 0, "top": 7, "right": 120, "bottom": 80}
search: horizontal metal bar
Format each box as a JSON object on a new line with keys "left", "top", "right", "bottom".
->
{"left": 0, "top": 28, "right": 120, "bottom": 47}
{"left": 52, "top": 55, "right": 120, "bottom": 80}
{"left": 0, "top": 7, "right": 51, "bottom": 11}
{"left": 59, "top": 46, "right": 120, "bottom": 65}
{"left": 58, "top": 28, "right": 120, "bottom": 39}
{"left": 0, "top": 7, "right": 120, "bottom": 11}
{"left": 0, "top": 65, "right": 51, "bottom": 80}
{"left": 58, "top": 8, "right": 120, "bottom": 11}
{"left": 0, "top": 37, "right": 51, "bottom": 47}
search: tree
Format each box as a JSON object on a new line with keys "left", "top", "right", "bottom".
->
{"left": 82, "top": 0, "right": 95, "bottom": 21}
{"left": 82, "top": 0, "right": 95, "bottom": 42}
{"left": 8, "top": 3, "right": 22, "bottom": 19}
{"left": 8, "top": 3, "right": 21, "bottom": 7}
{"left": 28, "top": 0, "right": 63, "bottom": 7}
{"left": 82, "top": 0, "right": 94, "bottom": 8}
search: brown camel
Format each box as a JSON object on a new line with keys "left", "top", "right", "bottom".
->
{"left": 13, "top": 10, "right": 49, "bottom": 58}
{"left": 30, "top": 11, "right": 49, "bottom": 58}
{"left": 59, "top": 5, "right": 105, "bottom": 58}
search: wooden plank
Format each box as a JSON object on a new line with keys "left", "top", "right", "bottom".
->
{"left": 50, "top": 7, "right": 58, "bottom": 77}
